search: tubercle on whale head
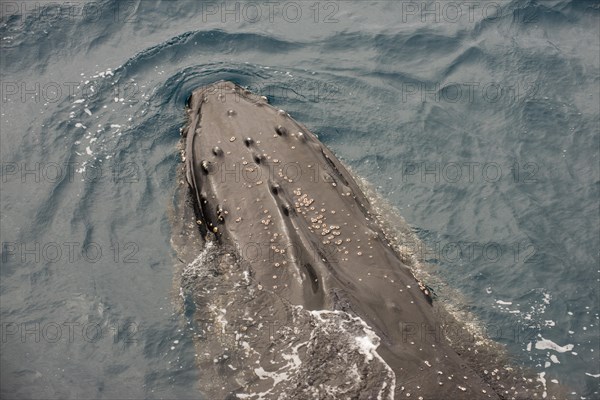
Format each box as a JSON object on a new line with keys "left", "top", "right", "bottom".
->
{"left": 416, "top": 278, "right": 435, "bottom": 305}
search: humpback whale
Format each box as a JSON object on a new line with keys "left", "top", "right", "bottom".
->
{"left": 176, "top": 81, "right": 560, "bottom": 399}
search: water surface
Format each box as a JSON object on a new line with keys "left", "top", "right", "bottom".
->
{"left": 1, "top": 1, "right": 598, "bottom": 398}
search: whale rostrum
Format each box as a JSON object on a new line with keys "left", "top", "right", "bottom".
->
{"left": 179, "top": 81, "right": 559, "bottom": 399}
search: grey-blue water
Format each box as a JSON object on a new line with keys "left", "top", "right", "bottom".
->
{"left": 0, "top": 1, "right": 598, "bottom": 399}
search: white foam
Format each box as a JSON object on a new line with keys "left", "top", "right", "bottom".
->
{"left": 237, "top": 308, "right": 395, "bottom": 400}
{"left": 355, "top": 335, "right": 377, "bottom": 362}
{"left": 310, "top": 309, "right": 395, "bottom": 399}
{"left": 537, "top": 372, "right": 547, "bottom": 399}
{"left": 535, "top": 337, "right": 574, "bottom": 353}
{"left": 543, "top": 293, "right": 551, "bottom": 304}
{"left": 182, "top": 241, "right": 215, "bottom": 279}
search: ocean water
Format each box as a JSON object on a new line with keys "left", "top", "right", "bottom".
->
{"left": 0, "top": 1, "right": 598, "bottom": 399}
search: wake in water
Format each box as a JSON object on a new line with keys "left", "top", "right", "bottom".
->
{"left": 180, "top": 241, "right": 395, "bottom": 399}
